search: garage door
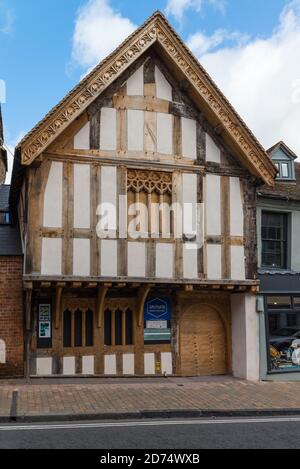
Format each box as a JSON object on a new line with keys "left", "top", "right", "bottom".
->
{"left": 180, "top": 305, "right": 228, "bottom": 376}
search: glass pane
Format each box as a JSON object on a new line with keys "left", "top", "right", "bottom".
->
{"left": 281, "top": 163, "right": 289, "bottom": 178}
{"left": 104, "top": 309, "right": 112, "bottom": 346}
{"left": 74, "top": 309, "right": 83, "bottom": 347}
{"left": 268, "top": 311, "right": 300, "bottom": 370}
{"left": 125, "top": 309, "right": 133, "bottom": 345}
{"left": 115, "top": 309, "right": 122, "bottom": 346}
{"left": 267, "top": 296, "right": 291, "bottom": 309}
{"left": 85, "top": 309, "right": 93, "bottom": 347}
{"left": 294, "top": 298, "right": 300, "bottom": 309}
{"left": 63, "top": 310, "right": 71, "bottom": 347}
{"left": 0, "top": 212, "right": 10, "bottom": 224}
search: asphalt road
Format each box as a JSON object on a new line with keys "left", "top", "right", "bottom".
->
{"left": 0, "top": 416, "right": 300, "bottom": 449}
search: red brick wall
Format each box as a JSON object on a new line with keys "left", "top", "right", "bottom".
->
{"left": 0, "top": 256, "right": 24, "bottom": 378}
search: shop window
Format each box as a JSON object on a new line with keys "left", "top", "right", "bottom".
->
{"left": 63, "top": 309, "right": 94, "bottom": 348}
{"left": 104, "top": 308, "right": 134, "bottom": 346}
{"left": 261, "top": 212, "right": 288, "bottom": 269}
{"left": 266, "top": 296, "right": 300, "bottom": 371}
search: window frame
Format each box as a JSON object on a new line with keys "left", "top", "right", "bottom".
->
{"left": 104, "top": 307, "right": 134, "bottom": 347}
{"left": 261, "top": 211, "right": 289, "bottom": 269}
{"left": 63, "top": 308, "right": 94, "bottom": 349}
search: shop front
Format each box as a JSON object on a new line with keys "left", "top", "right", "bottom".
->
{"left": 27, "top": 283, "right": 259, "bottom": 380}
{"left": 258, "top": 272, "right": 300, "bottom": 380}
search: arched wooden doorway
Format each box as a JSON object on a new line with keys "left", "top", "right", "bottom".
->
{"left": 180, "top": 304, "right": 228, "bottom": 376}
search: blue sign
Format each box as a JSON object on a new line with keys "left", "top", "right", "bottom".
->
{"left": 144, "top": 298, "right": 171, "bottom": 321}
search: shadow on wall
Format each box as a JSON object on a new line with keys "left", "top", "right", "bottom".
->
{"left": 0, "top": 339, "right": 6, "bottom": 364}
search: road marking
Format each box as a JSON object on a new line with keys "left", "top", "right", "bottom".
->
{"left": 1, "top": 416, "right": 300, "bottom": 432}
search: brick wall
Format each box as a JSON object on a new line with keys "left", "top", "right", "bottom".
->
{"left": 0, "top": 256, "right": 24, "bottom": 377}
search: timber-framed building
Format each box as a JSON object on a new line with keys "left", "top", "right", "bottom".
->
{"left": 8, "top": 12, "right": 276, "bottom": 379}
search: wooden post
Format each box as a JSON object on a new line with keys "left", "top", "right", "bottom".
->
{"left": 54, "top": 284, "right": 64, "bottom": 329}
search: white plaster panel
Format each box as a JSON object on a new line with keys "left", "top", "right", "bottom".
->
{"left": 161, "top": 352, "right": 172, "bottom": 375}
{"left": 127, "top": 110, "right": 144, "bottom": 151}
{"left": 127, "top": 65, "right": 144, "bottom": 96}
{"left": 63, "top": 356, "right": 75, "bottom": 375}
{"left": 36, "top": 357, "right": 52, "bottom": 376}
{"left": 105, "top": 354, "right": 117, "bottom": 375}
{"left": 205, "top": 174, "right": 221, "bottom": 235}
{"left": 156, "top": 243, "right": 174, "bottom": 278}
{"left": 155, "top": 66, "right": 172, "bottom": 101}
{"left": 182, "top": 173, "right": 197, "bottom": 236}
{"left": 101, "top": 240, "right": 117, "bottom": 277}
{"left": 230, "top": 177, "right": 244, "bottom": 236}
{"left": 231, "top": 245, "right": 245, "bottom": 280}
{"left": 41, "top": 238, "right": 62, "bottom": 275}
{"left": 206, "top": 133, "right": 221, "bottom": 163}
{"left": 101, "top": 166, "right": 117, "bottom": 206}
{"left": 127, "top": 242, "right": 146, "bottom": 277}
{"left": 82, "top": 356, "right": 94, "bottom": 375}
{"left": 183, "top": 244, "right": 198, "bottom": 279}
{"left": 157, "top": 113, "right": 173, "bottom": 154}
{"left": 74, "top": 121, "right": 90, "bottom": 150}
{"left": 100, "top": 108, "right": 117, "bottom": 150}
{"left": 144, "top": 353, "right": 155, "bottom": 375}
{"left": 122, "top": 354, "right": 135, "bottom": 375}
{"left": 231, "top": 294, "right": 259, "bottom": 381}
{"left": 99, "top": 166, "right": 117, "bottom": 234}
{"left": 181, "top": 117, "right": 197, "bottom": 159}
{"left": 74, "top": 164, "right": 90, "bottom": 229}
{"left": 0, "top": 339, "right": 6, "bottom": 364}
{"left": 43, "top": 162, "right": 63, "bottom": 228}
{"left": 206, "top": 244, "right": 222, "bottom": 280}
{"left": 73, "top": 239, "right": 90, "bottom": 276}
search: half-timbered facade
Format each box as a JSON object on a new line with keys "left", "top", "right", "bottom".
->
{"left": 10, "top": 12, "right": 276, "bottom": 379}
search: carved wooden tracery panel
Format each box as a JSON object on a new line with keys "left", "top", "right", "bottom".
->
{"left": 127, "top": 169, "right": 173, "bottom": 238}
{"left": 127, "top": 169, "right": 172, "bottom": 195}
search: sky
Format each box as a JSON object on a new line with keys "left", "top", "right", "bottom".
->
{"left": 1, "top": 0, "right": 300, "bottom": 183}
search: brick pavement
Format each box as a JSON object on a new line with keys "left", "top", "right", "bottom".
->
{"left": 1, "top": 376, "right": 300, "bottom": 419}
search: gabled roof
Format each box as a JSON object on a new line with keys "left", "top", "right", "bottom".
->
{"left": 16, "top": 11, "right": 276, "bottom": 185}
{"left": 267, "top": 141, "right": 298, "bottom": 160}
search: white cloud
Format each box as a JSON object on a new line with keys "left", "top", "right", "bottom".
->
{"left": 71, "top": 0, "right": 136, "bottom": 70}
{"left": 187, "top": 29, "right": 249, "bottom": 56}
{"left": 4, "top": 131, "right": 26, "bottom": 184}
{"left": 0, "top": 2, "right": 14, "bottom": 35}
{"left": 189, "top": 0, "right": 300, "bottom": 155}
{"left": 165, "top": 0, "right": 225, "bottom": 22}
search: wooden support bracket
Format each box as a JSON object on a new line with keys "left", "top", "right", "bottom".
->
{"left": 97, "top": 285, "right": 109, "bottom": 328}
{"left": 54, "top": 285, "right": 64, "bottom": 329}
{"left": 138, "top": 284, "right": 151, "bottom": 327}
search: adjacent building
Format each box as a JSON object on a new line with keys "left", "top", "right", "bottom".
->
{"left": 0, "top": 105, "right": 23, "bottom": 377}
{"left": 257, "top": 141, "right": 300, "bottom": 380}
